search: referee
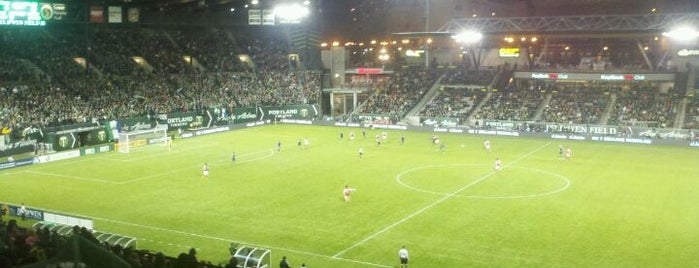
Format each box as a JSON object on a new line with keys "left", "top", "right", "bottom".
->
{"left": 398, "top": 245, "right": 409, "bottom": 268}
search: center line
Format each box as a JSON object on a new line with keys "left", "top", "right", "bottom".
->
{"left": 332, "top": 142, "right": 551, "bottom": 258}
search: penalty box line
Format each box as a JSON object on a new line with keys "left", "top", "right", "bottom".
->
{"left": 331, "top": 142, "right": 552, "bottom": 258}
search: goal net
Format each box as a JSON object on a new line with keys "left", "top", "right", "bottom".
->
{"left": 117, "top": 128, "right": 168, "bottom": 153}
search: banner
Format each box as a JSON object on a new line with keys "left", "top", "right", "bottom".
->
{"left": 421, "top": 117, "right": 460, "bottom": 128}
{"left": 4, "top": 204, "right": 44, "bottom": 221}
{"left": 127, "top": 7, "right": 139, "bottom": 22}
{"left": 80, "top": 144, "right": 113, "bottom": 156}
{"left": 89, "top": 6, "right": 103, "bottom": 23}
{"left": 119, "top": 116, "right": 156, "bottom": 132}
{"left": 157, "top": 112, "right": 201, "bottom": 129}
{"left": 354, "top": 114, "right": 393, "bottom": 125}
{"left": 44, "top": 122, "right": 101, "bottom": 135}
{"left": 108, "top": 6, "right": 122, "bottom": 23}
{"left": 46, "top": 132, "right": 77, "bottom": 151}
{"left": 515, "top": 71, "right": 675, "bottom": 82}
{"left": 0, "top": 157, "right": 38, "bottom": 170}
{"left": 232, "top": 107, "right": 258, "bottom": 124}
{"left": 258, "top": 105, "right": 319, "bottom": 121}
{"left": 80, "top": 128, "right": 110, "bottom": 146}
{"left": 204, "top": 108, "right": 232, "bottom": 127}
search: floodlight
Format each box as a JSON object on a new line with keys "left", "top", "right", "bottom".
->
{"left": 452, "top": 30, "right": 483, "bottom": 44}
{"left": 662, "top": 26, "right": 699, "bottom": 42}
{"left": 378, "top": 53, "right": 390, "bottom": 61}
{"left": 273, "top": 3, "right": 309, "bottom": 21}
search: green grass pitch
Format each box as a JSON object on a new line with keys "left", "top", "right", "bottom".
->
{"left": 2, "top": 124, "right": 699, "bottom": 267}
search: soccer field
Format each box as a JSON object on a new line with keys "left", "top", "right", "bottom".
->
{"left": 2, "top": 124, "right": 698, "bottom": 267}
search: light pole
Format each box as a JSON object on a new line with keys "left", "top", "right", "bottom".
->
{"left": 425, "top": 0, "right": 429, "bottom": 68}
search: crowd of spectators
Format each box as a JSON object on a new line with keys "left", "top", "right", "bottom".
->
{"left": 441, "top": 68, "right": 496, "bottom": 86}
{"left": 683, "top": 97, "right": 699, "bottom": 129}
{"left": 0, "top": 217, "right": 235, "bottom": 268}
{"left": 540, "top": 86, "right": 609, "bottom": 124}
{"left": 608, "top": 87, "right": 678, "bottom": 128}
{"left": 169, "top": 27, "right": 247, "bottom": 73}
{"left": 420, "top": 87, "right": 486, "bottom": 119}
{"left": 357, "top": 67, "right": 440, "bottom": 123}
{"left": 471, "top": 84, "right": 544, "bottom": 122}
{"left": 0, "top": 25, "right": 320, "bottom": 131}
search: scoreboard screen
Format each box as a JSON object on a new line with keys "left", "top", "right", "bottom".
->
{"left": 0, "top": 1, "right": 65, "bottom": 26}
{"left": 0, "top": 1, "right": 44, "bottom": 26}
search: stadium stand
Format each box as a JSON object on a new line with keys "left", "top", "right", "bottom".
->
{"left": 357, "top": 67, "right": 440, "bottom": 123}
{"left": 540, "top": 86, "right": 609, "bottom": 124}
{"left": 684, "top": 97, "right": 699, "bottom": 129}
{"left": 608, "top": 86, "right": 679, "bottom": 128}
{"left": 471, "top": 84, "right": 544, "bottom": 122}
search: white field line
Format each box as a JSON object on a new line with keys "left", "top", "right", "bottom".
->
{"left": 24, "top": 170, "right": 121, "bottom": 184}
{"left": 2, "top": 203, "right": 390, "bottom": 268}
{"left": 100, "top": 142, "right": 221, "bottom": 163}
{"left": 119, "top": 149, "right": 275, "bottom": 184}
{"left": 331, "top": 142, "right": 551, "bottom": 258}
{"left": 12, "top": 149, "right": 274, "bottom": 185}
{"left": 395, "top": 165, "right": 571, "bottom": 199}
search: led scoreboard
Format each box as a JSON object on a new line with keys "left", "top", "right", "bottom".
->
{"left": 0, "top": 1, "right": 65, "bottom": 26}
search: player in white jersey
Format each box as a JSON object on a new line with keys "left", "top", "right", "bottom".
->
{"left": 358, "top": 147, "right": 364, "bottom": 159}
{"left": 202, "top": 163, "right": 209, "bottom": 180}
{"left": 343, "top": 185, "right": 356, "bottom": 202}
{"left": 484, "top": 139, "right": 491, "bottom": 153}
{"left": 349, "top": 131, "right": 355, "bottom": 141}
{"left": 304, "top": 137, "right": 310, "bottom": 149}
{"left": 494, "top": 158, "right": 502, "bottom": 172}
{"left": 565, "top": 147, "right": 572, "bottom": 160}
{"left": 398, "top": 246, "right": 409, "bottom": 268}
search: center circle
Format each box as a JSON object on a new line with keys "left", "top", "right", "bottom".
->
{"left": 395, "top": 164, "right": 570, "bottom": 199}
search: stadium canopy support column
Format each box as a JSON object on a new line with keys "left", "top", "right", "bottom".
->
{"left": 425, "top": 0, "right": 430, "bottom": 69}
{"left": 534, "top": 38, "right": 549, "bottom": 69}
{"left": 637, "top": 40, "right": 654, "bottom": 71}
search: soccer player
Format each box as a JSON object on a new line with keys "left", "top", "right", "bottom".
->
{"left": 400, "top": 136, "right": 405, "bottom": 145}
{"left": 231, "top": 152, "right": 236, "bottom": 165}
{"left": 494, "top": 157, "right": 502, "bottom": 172}
{"left": 362, "top": 129, "right": 366, "bottom": 139}
{"left": 398, "top": 246, "right": 409, "bottom": 268}
{"left": 304, "top": 137, "right": 310, "bottom": 149}
{"left": 339, "top": 132, "right": 344, "bottom": 140}
{"left": 167, "top": 137, "right": 172, "bottom": 151}
{"left": 565, "top": 147, "right": 572, "bottom": 160}
{"left": 343, "top": 185, "right": 356, "bottom": 203}
{"left": 202, "top": 163, "right": 209, "bottom": 180}
{"left": 558, "top": 144, "right": 564, "bottom": 159}
{"left": 276, "top": 140, "right": 282, "bottom": 152}
{"left": 381, "top": 131, "right": 387, "bottom": 141}
{"left": 440, "top": 142, "right": 447, "bottom": 153}
{"left": 297, "top": 139, "right": 302, "bottom": 149}
{"left": 484, "top": 139, "right": 491, "bottom": 153}
{"left": 349, "top": 131, "right": 355, "bottom": 141}
{"left": 432, "top": 134, "right": 440, "bottom": 145}
{"left": 375, "top": 134, "right": 381, "bottom": 147}
{"left": 358, "top": 147, "right": 364, "bottom": 159}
